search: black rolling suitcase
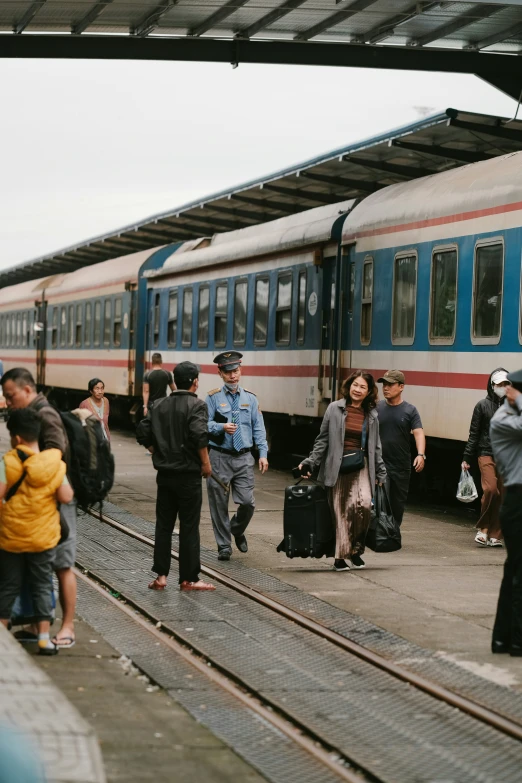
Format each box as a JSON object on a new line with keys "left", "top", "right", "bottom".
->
{"left": 277, "top": 482, "right": 335, "bottom": 559}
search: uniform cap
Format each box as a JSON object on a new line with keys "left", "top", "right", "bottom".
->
{"left": 173, "top": 361, "right": 200, "bottom": 386}
{"left": 507, "top": 369, "right": 522, "bottom": 386}
{"left": 213, "top": 351, "right": 243, "bottom": 371}
{"left": 377, "top": 369, "right": 405, "bottom": 385}
{"left": 491, "top": 370, "right": 509, "bottom": 386}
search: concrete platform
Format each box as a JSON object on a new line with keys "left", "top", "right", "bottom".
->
{"left": 0, "top": 624, "right": 106, "bottom": 783}
{"left": 107, "top": 427, "right": 522, "bottom": 688}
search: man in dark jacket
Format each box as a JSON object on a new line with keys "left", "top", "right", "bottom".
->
{"left": 136, "top": 361, "right": 215, "bottom": 592}
{"left": 462, "top": 367, "right": 510, "bottom": 547}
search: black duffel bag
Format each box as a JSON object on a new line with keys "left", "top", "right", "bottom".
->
{"left": 366, "top": 484, "right": 401, "bottom": 553}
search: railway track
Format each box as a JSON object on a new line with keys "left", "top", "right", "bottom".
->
{"left": 76, "top": 505, "right": 522, "bottom": 783}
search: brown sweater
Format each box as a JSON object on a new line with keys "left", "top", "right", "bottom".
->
{"left": 29, "top": 392, "right": 68, "bottom": 458}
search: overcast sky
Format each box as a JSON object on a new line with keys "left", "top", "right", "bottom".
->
{"left": 0, "top": 59, "right": 516, "bottom": 271}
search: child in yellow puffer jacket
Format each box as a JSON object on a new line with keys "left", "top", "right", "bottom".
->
{"left": 0, "top": 408, "right": 73, "bottom": 655}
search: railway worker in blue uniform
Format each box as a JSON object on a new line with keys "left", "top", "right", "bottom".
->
{"left": 206, "top": 351, "right": 268, "bottom": 561}
{"left": 376, "top": 370, "right": 425, "bottom": 526}
{"left": 489, "top": 369, "right": 522, "bottom": 657}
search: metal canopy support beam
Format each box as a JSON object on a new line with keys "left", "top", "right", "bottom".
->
{"left": 411, "top": 4, "right": 503, "bottom": 48}
{"left": 180, "top": 212, "right": 240, "bottom": 231}
{"left": 190, "top": 0, "right": 250, "bottom": 37}
{"left": 102, "top": 238, "right": 149, "bottom": 254}
{"left": 300, "top": 171, "right": 381, "bottom": 192}
{"left": 72, "top": 1, "right": 114, "bottom": 36}
{"left": 467, "top": 20, "right": 522, "bottom": 50}
{"left": 207, "top": 203, "right": 260, "bottom": 221}
{"left": 357, "top": 2, "right": 441, "bottom": 44}
{"left": 133, "top": 0, "right": 178, "bottom": 37}
{"left": 391, "top": 138, "right": 493, "bottom": 164}
{"left": 130, "top": 228, "right": 177, "bottom": 243}
{"left": 13, "top": 1, "right": 46, "bottom": 34}
{"left": 157, "top": 218, "right": 211, "bottom": 235}
{"left": 264, "top": 184, "right": 341, "bottom": 203}
{"left": 115, "top": 233, "right": 158, "bottom": 248}
{"left": 295, "top": 0, "right": 380, "bottom": 42}
{"left": 449, "top": 117, "right": 522, "bottom": 142}
{"left": 239, "top": 0, "right": 308, "bottom": 39}
{"left": 231, "top": 194, "right": 296, "bottom": 213}
{"left": 343, "top": 156, "right": 432, "bottom": 178}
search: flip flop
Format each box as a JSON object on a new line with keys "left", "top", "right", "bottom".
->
{"left": 13, "top": 630, "right": 38, "bottom": 644}
{"left": 51, "top": 636, "right": 76, "bottom": 649}
{"left": 148, "top": 579, "right": 166, "bottom": 591}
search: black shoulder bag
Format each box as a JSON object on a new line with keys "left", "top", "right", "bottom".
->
{"left": 339, "top": 416, "right": 367, "bottom": 474}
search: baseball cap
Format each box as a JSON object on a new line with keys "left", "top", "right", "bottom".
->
{"left": 377, "top": 369, "right": 405, "bottom": 384}
{"left": 507, "top": 369, "right": 522, "bottom": 386}
{"left": 491, "top": 370, "right": 509, "bottom": 386}
{"left": 173, "top": 361, "right": 200, "bottom": 386}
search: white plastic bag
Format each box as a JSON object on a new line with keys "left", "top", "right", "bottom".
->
{"left": 456, "top": 469, "right": 478, "bottom": 503}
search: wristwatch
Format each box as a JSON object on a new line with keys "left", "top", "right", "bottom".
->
{"left": 417, "top": 454, "right": 426, "bottom": 459}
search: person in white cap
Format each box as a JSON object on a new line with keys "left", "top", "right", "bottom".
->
{"left": 462, "top": 367, "right": 510, "bottom": 547}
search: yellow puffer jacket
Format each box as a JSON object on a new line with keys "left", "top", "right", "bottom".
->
{"left": 0, "top": 446, "right": 66, "bottom": 553}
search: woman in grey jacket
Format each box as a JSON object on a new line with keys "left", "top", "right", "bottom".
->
{"left": 299, "top": 371, "right": 387, "bottom": 571}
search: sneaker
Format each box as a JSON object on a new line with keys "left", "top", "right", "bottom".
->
{"left": 218, "top": 550, "right": 231, "bottom": 561}
{"left": 487, "top": 538, "right": 503, "bottom": 547}
{"left": 350, "top": 554, "right": 366, "bottom": 569}
{"left": 333, "top": 559, "right": 351, "bottom": 571}
{"left": 475, "top": 532, "right": 488, "bottom": 546}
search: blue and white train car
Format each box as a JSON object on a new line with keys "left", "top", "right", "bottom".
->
{"left": 343, "top": 151, "right": 522, "bottom": 444}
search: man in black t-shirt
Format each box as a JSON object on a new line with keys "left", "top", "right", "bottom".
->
{"left": 376, "top": 370, "right": 426, "bottom": 526}
{"left": 143, "top": 353, "right": 175, "bottom": 415}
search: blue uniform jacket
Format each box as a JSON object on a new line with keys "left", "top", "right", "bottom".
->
{"left": 206, "top": 386, "right": 268, "bottom": 458}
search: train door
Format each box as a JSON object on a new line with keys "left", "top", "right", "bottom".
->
{"left": 126, "top": 283, "right": 138, "bottom": 397}
{"left": 35, "top": 295, "right": 47, "bottom": 388}
{"left": 319, "top": 250, "right": 354, "bottom": 404}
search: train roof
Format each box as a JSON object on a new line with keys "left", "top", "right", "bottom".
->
{"left": 342, "top": 149, "right": 522, "bottom": 242}
{"left": 148, "top": 200, "right": 355, "bottom": 279}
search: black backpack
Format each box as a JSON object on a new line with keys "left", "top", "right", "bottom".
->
{"left": 59, "top": 410, "right": 114, "bottom": 511}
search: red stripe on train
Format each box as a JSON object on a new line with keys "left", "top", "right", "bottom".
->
{"left": 343, "top": 198, "right": 522, "bottom": 241}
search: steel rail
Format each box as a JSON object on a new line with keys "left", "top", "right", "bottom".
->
{"left": 88, "top": 507, "right": 522, "bottom": 744}
{"left": 74, "top": 566, "right": 369, "bottom": 783}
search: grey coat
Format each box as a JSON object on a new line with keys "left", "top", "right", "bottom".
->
{"left": 303, "top": 400, "right": 387, "bottom": 489}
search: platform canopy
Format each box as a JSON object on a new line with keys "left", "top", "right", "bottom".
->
{"left": 3, "top": 106, "right": 522, "bottom": 288}
{"left": 1, "top": 1, "right": 522, "bottom": 98}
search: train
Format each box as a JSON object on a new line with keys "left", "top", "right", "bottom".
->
{"left": 1, "top": 149, "right": 521, "bottom": 459}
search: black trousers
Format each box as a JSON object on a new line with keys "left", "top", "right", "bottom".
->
{"left": 492, "top": 489, "right": 522, "bottom": 648}
{"left": 386, "top": 472, "right": 410, "bottom": 526}
{"left": 0, "top": 548, "right": 55, "bottom": 621}
{"left": 153, "top": 472, "right": 202, "bottom": 584}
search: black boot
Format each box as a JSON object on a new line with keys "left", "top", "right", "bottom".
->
{"left": 491, "top": 639, "right": 510, "bottom": 654}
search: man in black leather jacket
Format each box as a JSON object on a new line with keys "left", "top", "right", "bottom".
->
{"left": 136, "top": 361, "right": 215, "bottom": 592}
{"left": 462, "top": 367, "right": 510, "bottom": 547}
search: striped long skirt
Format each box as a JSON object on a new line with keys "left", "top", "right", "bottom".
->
{"left": 327, "top": 462, "right": 372, "bottom": 559}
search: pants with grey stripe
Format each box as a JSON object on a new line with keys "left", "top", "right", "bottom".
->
{"left": 207, "top": 449, "right": 255, "bottom": 553}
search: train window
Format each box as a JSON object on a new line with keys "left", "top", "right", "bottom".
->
{"left": 234, "top": 280, "right": 248, "bottom": 346}
{"left": 51, "top": 308, "right": 58, "bottom": 348}
{"left": 67, "top": 304, "right": 74, "bottom": 347}
{"left": 16, "top": 313, "right": 21, "bottom": 347}
{"left": 297, "top": 271, "right": 307, "bottom": 345}
{"left": 361, "top": 257, "right": 373, "bottom": 345}
{"left": 75, "top": 303, "right": 83, "bottom": 348}
{"left": 254, "top": 277, "right": 269, "bottom": 346}
{"left": 84, "top": 302, "right": 92, "bottom": 346}
{"left": 472, "top": 242, "right": 503, "bottom": 342}
{"left": 93, "top": 301, "right": 101, "bottom": 346}
{"left": 214, "top": 284, "right": 228, "bottom": 348}
{"left": 22, "top": 312, "right": 27, "bottom": 347}
{"left": 430, "top": 248, "right": 457, "bottom": 343}
{"left": 6, "top": 314, "right": 10, "bottom": 347}
{"left": 0, "top": 316, "right": 3, "bottom": 347}
{"left": 103, "top": 299, "right": 111, "bottom": 347}
{"left": 113, "top": 297, "right": 122, "bottom": 347}
{"left": 167, "top": 290, "right": 178, "bottom": 347}
{"left": 60, "top": 307, "right": 66, "bottom": 348}
{"left": 276, "top": 273, "right": 293, "bottom": 345}
{"left": 198, "top": 286, "right": 210, "bottom": 347}
{"left": 182, "top": 288, "right": 193, "bottom": 347}
{"left": 152, "top": 293, "right": 160, "bottom": 348}
{"left": 392, "top": 254, "right": 417, "bottom": 344}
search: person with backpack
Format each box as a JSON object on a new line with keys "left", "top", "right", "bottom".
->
{"left": 0, "top": 409, "right": 73, "bottom": 655}
{"left": 1, "top": 368, "right": 78, "bottom": 648}
{"left": 142, "top": 353, "right": 175, "bottom": 415}
{"left": 136, "top": 361, "right": 215, "bottom": 591}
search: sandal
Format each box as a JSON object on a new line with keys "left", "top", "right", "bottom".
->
{"left": 51, "top": 635, "right": 75, "bottom": 649}
{"left": 148, "top": 578, "right": 166, "bottom": 591}
{"left": 487, "top": 538, "right": 503, "bottom": 547}
{"left": 474, "top": 532, "right": 488, "bottom": 546}
{"left": 179, "top": 580, "right": 216, "bottom": 591}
